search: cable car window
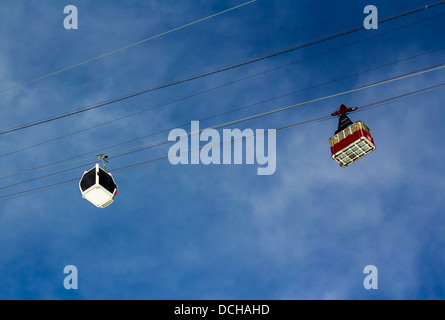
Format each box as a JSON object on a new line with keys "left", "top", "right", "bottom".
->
{"left": 364, "top": 124, "right": 371, "bottom": 135}
{"left": 351, "top": 123, "right": 357, "bottom": 133}
{"left": 98, "top": 168, "right": 116, "bottom": 194}
{"left": 80, "top": 168, "right": 96, "bottom": 192}
{"left": 339, "top": 132, "right": 345, "bottom": 140}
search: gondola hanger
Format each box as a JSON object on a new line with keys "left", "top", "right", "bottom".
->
{"left": 98, "top": 154, "right": 109, "bottom": 171}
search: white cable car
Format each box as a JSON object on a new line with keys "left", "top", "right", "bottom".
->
{"left": 329, "top": 104, "right": 376, "bottom": 167}
{"left": 79, "top": 162, "right": 118, "bottom": 208}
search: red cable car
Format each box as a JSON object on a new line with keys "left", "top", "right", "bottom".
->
{"left": 329, "top": 104, "right": 376, "bottom": 167}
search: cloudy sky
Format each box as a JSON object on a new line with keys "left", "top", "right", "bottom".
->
{"left": 0, "top": 0, "right": 444, "bottom": 300}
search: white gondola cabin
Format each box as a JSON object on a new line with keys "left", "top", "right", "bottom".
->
{"left": 329, "top": 104, "right": 376, "bottom": 167}
{"left": 79, "top": 164, "right": 118, "bottom": 208}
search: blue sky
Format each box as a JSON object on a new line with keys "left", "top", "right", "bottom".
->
{"left": 0, "top": 0, "right": 444, "bottom": 300}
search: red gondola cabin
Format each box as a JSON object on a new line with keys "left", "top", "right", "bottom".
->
{"left": 329, "top": 104, "right": 376, "bottom": 167}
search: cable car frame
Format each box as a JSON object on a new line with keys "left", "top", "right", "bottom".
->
{"left": 79, "top": 163, "right": 118, "bottom": 208}
{"left": 329, "top": 104, "right": 376, "bottom": 167}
